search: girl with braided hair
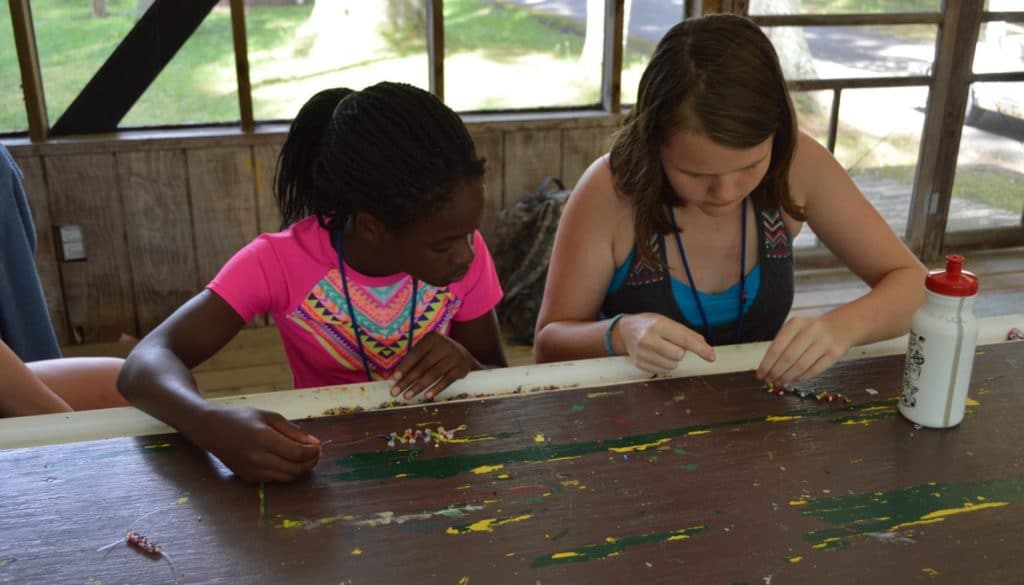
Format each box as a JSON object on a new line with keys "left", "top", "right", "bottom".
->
{"left": 119, "top": 82, "right": 507, "bottom": 483}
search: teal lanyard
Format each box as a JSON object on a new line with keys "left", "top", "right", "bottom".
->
{"left": 334, "top": 230, "right": 417, "bottom": 381}
{"left": 667, "top": 198, "right": 749, "bottom": 346}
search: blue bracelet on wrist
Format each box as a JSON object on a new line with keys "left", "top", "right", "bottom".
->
{"left": 604, "top": 313, "right": 625, "bottom": 356}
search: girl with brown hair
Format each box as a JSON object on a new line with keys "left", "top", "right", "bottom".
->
{"left": 534, "top": 14, "right": 925, "bottom": 385}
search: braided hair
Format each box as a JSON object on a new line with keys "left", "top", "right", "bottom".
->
{"left": 275, "top": 82, "right": 486, "bottom": 233}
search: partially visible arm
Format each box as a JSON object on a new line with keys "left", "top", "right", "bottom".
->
{"left": 117, "top": 290, "right": 244, "bottom": 433}
{"left": 0, "top": 339, "right": 72, "bottom": 417}
{"left": 449, "top": 309, "right": 508, "bottom": 369}
{"left": 758, "top": 131, "right": 926, "bottom": 383}
{"left": 533, "top": 158, "right": 632, "bottom": 362}
{"left": 118, "top": 290, "right": 320, "bottom": 482}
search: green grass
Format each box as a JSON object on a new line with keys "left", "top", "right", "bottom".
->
{"left": 1, "top": 0, "right": 659, "bottom": 132}
{"left": 799, "top": 0, "right": 940, "bottom": 13}
{"left": 864, "top": 164, "right": 1024, "bottom": 213}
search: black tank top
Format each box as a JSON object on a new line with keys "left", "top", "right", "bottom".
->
{"left": 600, "top": 202, "right": 794, "bottom": 345}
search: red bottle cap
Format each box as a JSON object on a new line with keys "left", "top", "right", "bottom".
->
{"left": 925, "top": 254, "right": 978, "bottom": 297}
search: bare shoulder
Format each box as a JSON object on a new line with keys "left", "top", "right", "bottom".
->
{"left": 565, "top": 155, "right": 635, "bottom": 249}
{"left": 571, "top": 155, "right": 630, "bottom": 212}
{"left": 787, "top": 129, "right": 841, "bottom": 209}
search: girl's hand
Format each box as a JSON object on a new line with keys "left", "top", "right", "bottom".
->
{"left": 392, "top": 332, "right": 480, "bottom": 401}
{"left": 191, "top": 406, "right": 321, "bottom": 483}
{"left": 757, "top": 315, "right": 851, "bottom": 385}
{"left": 613, "top": 313, "right": 716, "bottom": 374}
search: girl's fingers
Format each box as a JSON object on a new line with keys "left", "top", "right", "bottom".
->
{"left": 758, "top": 319, "right": 804, "bottom": 380}
{"left": 659, "top": 322, "right": 715, "bottom": 362}
{"left": 424, "top": 372, "right": 459, "bottom": 400}
{"left": 400, "top": 353, "right": 452, "bottom": 399}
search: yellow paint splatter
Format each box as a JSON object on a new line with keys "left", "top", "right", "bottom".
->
{"left": 765, "top": 415, "right": 802, "bottom": 422}
{"left": 921, "top": 568, "right": 940, "bottom": 576}
{"left": 965, "top": 397, "right": 980, "bottom": 407}
{"left": 279, "top": 519, "right": 304, "bottom": 529}
{"left": 505, "top": 552, "right": 515, "bottom": 557}
{"left": 395, "top": 473, "right": 408, "bottom": 478}
{"left": 686, "top": 429, "right": 711, "bottom": 436}
{"left": 841, "top": 418, "right": 881, "bottom": 426}
{"left": 551, "top": 552, "right": 579, "bottom": 559}
{"left": 445, "top": 434, "right": 498, "bottom": 445}
{"left": 176, "top": 496, "right": 188, "bottom": 505}
{"left": 458, "top": 577, "right": 470, "bottom": 585}
{"left": 609, "top": 438, "right": 672, "bottom": 453}
{"left": 561, "top": 480, "right": 580, "bottom": 487}
{"left": 351, "top": 548, "right": 362, "bottom": 556}
{"left": 544, "top": 456, "right": 581, "bottom": 463}
{"left": 789, "top": 500, "right": 807, "bottom": 506}
{"left": 890, "top": 502, "right": 1008, "bottom": 530}
{"left": 497, "top": 473, "right": 511, "bottom": 479}
{"left": 471, "top": 464, "right": 504, "bottom": 474}
{"left": 143, "top": 443, "right": 172, "bottom": 449}
{"left": 534, "top": 433, "right": 546, "bottom": 443}
{"left": 812, "top": 537, "right": 842, "bottom": 549}
{"left": 446, "top": 514, "right": 533, "bottom": 534}
{"left": 787, "top": 555, "right": 803, "bottom": 563}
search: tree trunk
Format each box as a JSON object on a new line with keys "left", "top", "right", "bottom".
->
{"left": 750, "top": 0, "right": 817, "bottom": 79}
{"left": 91, "top": 0, "right": 108, "bottom": 18}
{"left": 580, "top": 0, "right": 632, "bottom": 68}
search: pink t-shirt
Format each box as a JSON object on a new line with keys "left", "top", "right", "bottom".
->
{"left": 208, "top": 217, "right": 503, "bottom": 389}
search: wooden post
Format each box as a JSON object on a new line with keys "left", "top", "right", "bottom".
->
{"left": 9, "top": 0, "right": 48, "bottom": 141}
{"left": 602, "top": 0, "right": 624, "bottom": 114}
{"left": 905, "top": 1, "right": 983, "bottom": 260}
{"left": 701, "top": 0, "right": 749, "bottom": 16}
{"left": 427, "top": 0, "right": 444, "bottom": 102}
{"left": 827, "top": 88, "right": 841, "bottom": 153}
{"left": 229, "top": 0, "right": 254, "bottom": 132}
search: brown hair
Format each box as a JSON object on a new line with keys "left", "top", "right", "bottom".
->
{"left": 609, "top": 13, "right": 805, "bottom": 264}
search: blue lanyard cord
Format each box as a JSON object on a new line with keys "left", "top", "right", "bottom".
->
{"left": 334, "top": 230, "right": 418, "bottom": 382}
{"left": 668, "top": 198, "right": 748, "bottom": 346}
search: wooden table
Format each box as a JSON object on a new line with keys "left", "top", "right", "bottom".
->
{"left": 1, "top": 341, "right": 1022, "bottom": 584}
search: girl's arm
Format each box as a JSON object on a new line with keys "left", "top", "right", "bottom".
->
{"left": 0, "top": 339, "right": 73, "bottom": 417}
{"left": 757, "top": 131, "right": 927, "bottom": 384}
{"left": 118, "top": 290, "right": 320, "bottom": 482}
{"left": 533, "top": 158, "right": 715, "bottom": 370}
{"left": 448, "top": 309, "right": 508, "bottom": 369}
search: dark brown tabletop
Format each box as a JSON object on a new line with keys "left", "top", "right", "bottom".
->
{"left": 1, "top": 342, "right": 1022, "bottom": 585}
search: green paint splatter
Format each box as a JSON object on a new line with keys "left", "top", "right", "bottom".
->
{"left": 569, "top": 404, "right": 585, "bottom": 413}
{"left": 672, "top": 448, "right": 688, "bottom": 456}
{"left": 531, "top": 525, "right": 708, "bottom": 567}
{"left": 798, "top": 477, "right": 1024, "bottom": 550}
{"left": 324, "top": 398, "right": 911, "bottom": 483}
{"left": 678, "top": 463, "right": 699, "bottom": 471}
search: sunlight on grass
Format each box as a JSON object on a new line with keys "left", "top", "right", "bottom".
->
{"left": 0, "top": 0, "right": 28, "bottom": 133}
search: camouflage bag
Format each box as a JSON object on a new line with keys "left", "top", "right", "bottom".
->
{"left": 491, "top": 177, "right": 571, "bottom": 345}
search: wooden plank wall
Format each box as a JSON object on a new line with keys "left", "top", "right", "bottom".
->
{"left": 5, "top": 115, "right": 619, "bottom": 344}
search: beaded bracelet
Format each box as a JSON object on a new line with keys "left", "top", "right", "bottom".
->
{"left": 604, "top": 313, "right": 625, "bottom": 356}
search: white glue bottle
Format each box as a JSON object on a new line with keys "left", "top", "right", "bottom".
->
{"left": 898, "top": 254, "right": 979, "bottom": 428}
